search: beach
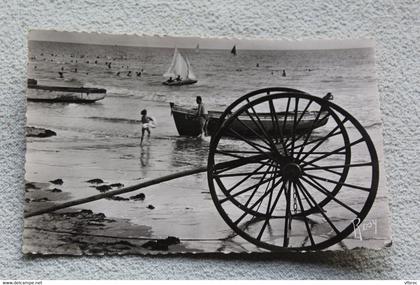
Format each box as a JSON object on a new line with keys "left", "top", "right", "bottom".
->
{"left": 24, "top": 41, "right": 391, "bottom": 254}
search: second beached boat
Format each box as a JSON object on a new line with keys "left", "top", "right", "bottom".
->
{"left": 27, "top": 79, "right": 106, "bottom": 103}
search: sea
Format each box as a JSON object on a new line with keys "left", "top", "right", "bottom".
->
{"left": 25, "top": 41, "right": 388, "bottom": 251}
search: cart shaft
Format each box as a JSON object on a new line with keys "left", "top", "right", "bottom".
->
{"left": 25, "top": 166, "right": 208, "bottom": 218}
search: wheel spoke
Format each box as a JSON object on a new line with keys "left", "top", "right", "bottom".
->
{"left": 241, "top": 162, "right": 276, "bottom": 211}
{"left": 227, "top": 127, "right": 273, "bottom": 157}
{"left": 244, "top": 104, "right": 277, "bottom": 151}
{"left": 303, "top": 162, "right": 373, "bottom": 171}
{"left": 303, "top": 161, "right": 342, "bottom": 176}
{"left": 214, "top": 154, "right": 271, "bottom": 174}
{"left": 256, "top": 171, "right": 276, "bottom": 240}
{"left": 233, "top": 177, "right": 284, "bottom": 226}
{"left": 285, "top": 98, "right": 313, "bottom": 154}
{"left": 217, "top": 150, "right": 262, "bottom": 154}
{"left": 296, "top": 180, "right": 340, "bottom": 234}
{"left": 300, "top": 176, "right": 360, "bottom": 215}
{"left": 290, "top": 98, "right": 299, "bottom": 157}
{"left": 303, "top": 173, "right": 371, "bottom": 192}
{"left": 256, "top": 177, "right": 286, "bottom": 241}
{"left": 219, "top": 164, "right": 278, "bottom": 204}
{"left": 268, "top": 99, "right": 288, "bottom": 154}
{"left": 297, "top": 118, "right": 348, "bottom": 162}
{"left": 244, "top": 107, "right": 285, "bottom": 162}
{"left": 282, "top": 97, "right": 291, "bottom": 144}
{"left": 233, "top": 115, "right": 272, "bottom": 147}
{"left": 293, "top": 106, "right": 325, "bottom": 160}
{"left": 295, "top": 100, "right": 313, "bottom": 127}
{"left": 283, "top": 181, "right": 292, "bottom": 247}
{"left": 293, "top": 182, "right": 315, "bottom": 246}
{"left": 300, "top": 137, "right": 364, "bottom": 167}
{"left": 225, "top": 163, "right": 266, "bottom": 194}
{"left": 289, "top": 129, "right": 343, "bottom": 152}
{"left": 215, "top": 170, "right": 281, "bottom": 178}
{"left": 215, "top": 149, "right": 244, "bottom": 159}
{"left": 254, "top": 161, "right": 277, "bottom": 214}
{"left": 297, "top": 151, "right": 346, "bottom": 155}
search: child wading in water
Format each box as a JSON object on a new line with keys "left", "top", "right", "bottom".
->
{"left": 140, "top": 109, "right": 154, "bottom": 146}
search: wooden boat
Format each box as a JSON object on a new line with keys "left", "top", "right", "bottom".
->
{"left": 27, "top": 79, "right": 106, "bottom": 103}
{"left": 162, "top": 48, "right": 197, "bottom": 86}
{"left": 169, "top": 102, "right": 330, "bottom": 138}
{"left": 163, "top": 78, "right": 198, "bottom": 86}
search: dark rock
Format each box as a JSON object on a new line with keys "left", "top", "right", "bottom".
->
{"left": 147, "top": 204, "right": 155, "bottom": 210}
{"left": 25, "top": 182, "right": 38, "bottom": 189}
{"left": 141, "top": 236, "right": 180, "bottom": 251}
{"left": 50, "top": 188, "right": 62, "bottom": 192}
{"left": 130, "top": 193, "right": 145, "bottom": 201}
{"left": 106, "top": 196, "right": 129, "bottom": 201}
{"left": 86, "top": 178, "right": 104, "bottom": 184}
{"left": 49, "top": 179, "right": 63, "bottom": 185}
{"left": 99, "top": 240, "right": 134, "bottom": 250}
{"left": 164, "top": 236, "right": 181, "bottom": 246}
{"left": 31, "top": 197, "right": 49, "bottom": 202}
{"left": 96, "top": 185, "right": 112, "bottom": 192}
{"left": 79, "top": 209, "right": 94, "bottom": 217}
{"left": 26, "top": 126, "right": 57, "bottom": 138}
{"left": 110, "top": 183, "right": 124, "bottom": 188}
{"left": 93, "top": 213, "right": 106, "bottom": 219}
{"left": 87, "top": 222, "right": 105, "bottom": 227}
{"left": 142, "top": 240, "right": 167, "bottom": 250}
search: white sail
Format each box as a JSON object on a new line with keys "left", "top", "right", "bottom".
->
{"left": 185, "top": 57, "right": 196, "bottom": 80}
{"left": 163, "top": 48, "right": 191, "bottom": 80}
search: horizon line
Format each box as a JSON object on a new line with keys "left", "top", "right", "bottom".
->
{"left": 28, "top": 30, "right": 376, "bottom": 51}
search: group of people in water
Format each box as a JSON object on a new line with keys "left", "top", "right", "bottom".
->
{"left": 165, "top": 75, "right": 183, "bottom": 83}
{"left": 140, "top": 96, "right": 208, "bottom": 146}
{"left": 32, "top": 53, "right": 146, "bottom": 80}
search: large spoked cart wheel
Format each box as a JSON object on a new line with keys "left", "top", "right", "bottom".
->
{"left": 207, "top": 88, "right": 379, "bottom": 251}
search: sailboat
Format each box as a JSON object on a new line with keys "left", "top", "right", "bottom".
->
{"left": 163, "top": 48, "right": 198, "bottom": 86}
{"left": 231, "top": 45, "right": 237, "bottom": 56}
{"left": 195, "top": 43, "right": 200, "bottom": 53}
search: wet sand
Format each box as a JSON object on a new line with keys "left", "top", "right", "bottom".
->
{"left": 24, "top": 105, "right": 392, "bottom": 254}
{"left": 23, "top": 179, "right": 269, "bottom": 255}
{"left": 23, "top": 174, "right": 391, "bottom": 255}
{"left": 23, "top": 181, "right": 204, "bottom": 255}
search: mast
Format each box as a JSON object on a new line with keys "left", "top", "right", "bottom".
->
{"left": 185, "top": 56, "right": 196, "bottom": 80}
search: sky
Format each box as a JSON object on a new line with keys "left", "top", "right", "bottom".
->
{"left": 28, "top": 30, "right": 375, "bottom": 50}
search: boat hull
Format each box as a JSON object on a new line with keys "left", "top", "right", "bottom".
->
{"left": 162, "top": 79, "right": 197, "bottom": 86}
{"left": 27, "top": 84, "right": 106, "bottom": 103}
{"left": 170, "top": 103, "right": 329, "bottom": 138}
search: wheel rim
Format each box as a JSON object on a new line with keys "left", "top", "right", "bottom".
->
{"left": 208, "top": 92, "right": 379, "bottom": 251}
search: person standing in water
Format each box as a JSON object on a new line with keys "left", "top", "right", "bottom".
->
{"left": 196, "top": 96, "right": 208, "bottom": 137}
{"left": 140, "top": 109, "right": 154, "bottom": 146}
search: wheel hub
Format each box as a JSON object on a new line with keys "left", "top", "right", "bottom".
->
{"left": 282, "top": 163, "right": 302, "bottom": 181}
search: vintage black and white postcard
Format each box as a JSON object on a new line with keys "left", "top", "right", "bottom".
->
{"left": 23, "top": 30, "right": 391, "bottom": 255}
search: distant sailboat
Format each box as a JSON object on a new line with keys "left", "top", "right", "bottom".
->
{"left": 231, "top": 45, "right": 237, "bottom": 56}
{"left": 163, "top": 48, "right": 197, "bottom": 86}
{"left": 195, "top": 43, "right": 200, "bottom": 53}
